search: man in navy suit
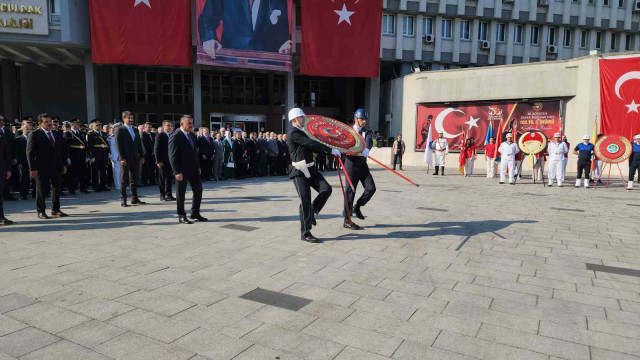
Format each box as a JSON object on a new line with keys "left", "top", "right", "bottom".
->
{"left": 169, "top": 115, "right": 207, "bottom": 224}
{"left": 198, "top": 0, "right": 291, "bottom": 58}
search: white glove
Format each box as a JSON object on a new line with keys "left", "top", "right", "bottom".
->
{"left": 90, "top": 158, "right": 96, "bottom": 164}
{"left": 331, "top": 149, "right": 341, "bottom": 157}
{"left": 362, "top": 148, "right": 370, "bottom": 157}
{"left": 66, "top": 158, "right": 71, "bottom": 166}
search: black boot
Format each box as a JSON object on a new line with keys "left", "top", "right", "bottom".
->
{"left": 433, "top": 167, "right": 439, "bottom": 175}
{"left": 440, "top": 167, "right": 445, "bottom": 176}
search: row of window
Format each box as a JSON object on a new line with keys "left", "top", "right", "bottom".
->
{"left": 385, "top": 15, "right": 633, "bottom": 50}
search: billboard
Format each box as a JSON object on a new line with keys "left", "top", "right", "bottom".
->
{"left": 415, "top": 100, "right": 563, "bottom": 152}
{"left": 195, "top": 0, "right": 292, "bottom": 72}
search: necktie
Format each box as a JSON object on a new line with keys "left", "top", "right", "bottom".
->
{"left": 186, "top": 133, "right": 193, "bottom": 147}
{"left": 249, "top": 0, "right": 254, "bottom": 9}
{"left": 47, "top": 132, "right": 55, "bottom": 147}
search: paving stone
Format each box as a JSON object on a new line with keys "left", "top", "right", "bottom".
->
{"left": 170, "top": 304, "right": 263, "bottom": 339}
{"left": 116, "top": 290, "right": 195, "bottom": 316}
{"left": 441, "top": 302, "right": 539, "bottom": 334}
{"left": 590, "top": 347, "right": 640, "bottom": 360}
{"left": 343, "top": 310, "right": 441, "bottom": 345}
{"left": 428, "top": 288, "right": 493, "bottom": 309}
{"left": 247, "top": 305, "right": 317, "bottom": 332}
{"left": 540, "top": 321, "right": 640, "bottom": 357}
{"left": 36, "top": 289, "right": 95, "bottom": 308}
{"left": 58, "top": 320, "right": 127, "bottom": 348}
{"left": 453, "top": 282, "right": 538, "bottom": 305}
{"left": 298, "top": 301, "right": 354, "bottom": 322}
{"left": 0, "top": 293, "right": 38, "bottom": 313}
{"left": 333, "top": 347, "right": 392, "bottom": 360}
{"left": 232, "top": 344, "right": 302, "bottom": 360}
{"left": 383, "top": 291, "right": 447, "bottom": 314}
{"left": 6, "top": 302, "right": 90, "bottom": 333}
{"left": 376, "top": 279, "right": 435, "bottom": 297}
{"left": 391, "top": 340, "right": 477, "bottom": 360}
{"left": 433, "top": 330, "right": 548, "bottom": 360}
{"left": 587, "top": 317, "right": 640, "bottom": 339}
{"left": 554, "top": 289, "right": 620, "bottom": 309}
{"left": 283, "top": 283, "right": 359, "bottom": 307}
{"left": 0, "top": 327, "right": 59, "bottom": 358}
{"left": 407, "top": 309, "right": 481, "bottom": 337}
{"left": 19, "top": 340, "right": 111, "bottom": 360}
{"left": 537, "top": 297, "right": 607, "bottom": 319}
{"left": 489, "top": 298, "right": 587, "bottom": 327}
{"left": 67, "top": 277, "right": 138, "bottom": 299}
{"left": 171, "top": 327, "right": 251, "bottom": 359}
{"left": 108, "top": 309, "right": 198, "bottom": 343}
{"left": 334, "top": 281, "right": 392, "bottom": 300}
{"left": 303, "top": 318, "right": 402, "bottom": 356}
{"left": 150, "top": 283, "right": 227, "bottom": 306}
{"left": 517, "top": 274, "right": 578, "bottom": 291}
{"left": 67, "top": 298, "right": 134, "bottom": 321}
{"left": 349, "top": 297, "right": 417, "bottom": 321}
{"left": 243, "top": 324, "right": 344, "bottom": 360}
{"left": 94, "top": 332, "right": 194, "bottom": 360}
{"left": 0, "top": 314, "right": 27, "bottom": 336}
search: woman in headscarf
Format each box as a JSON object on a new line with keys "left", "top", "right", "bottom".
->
{"left": 223, "top": 131, "right": 235, "bottom": 180}
{"left": 234, "top": 131, "right": 246, "bottom": 179}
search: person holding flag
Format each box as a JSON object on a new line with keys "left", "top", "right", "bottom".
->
{"left": 591, "top": 134, "right": 604, "bottom": 184}
{"left": 498, "top": 133, "right": 519, "bottom": 184}
{"left": 431, "top": 132, "right": 448, "bottom": 175}
{"left": 423, "top": 120, "right": 434, "bottom": 173}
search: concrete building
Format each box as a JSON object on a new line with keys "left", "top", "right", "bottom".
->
{"left": 0, "top": 0, "right": 638, "bottom": 135}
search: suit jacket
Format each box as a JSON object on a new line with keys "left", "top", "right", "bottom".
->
{"left": 197, "top": 136, "right": 215, "bottom": 157}
{"left": 286, "top": 127, "right": 331, "bottom": 179}
{"left": 169, "top": 130, "right": 200, "bottom": 177}
{"left": 115, "top": 125, "right": 145, "bottom": 164}
{"left": 142, "top": 132, "right": 155, "bottom": 160}
{"left": 13, "top": 135, "right": 28, "bottom": 166}
{"left": 1, "top": 127, "right": 14, "bottom": 164}
{"left": 198, "top": 0, "right": 290, "bottom": 52}
{"left": 0, "top": 130, "right": 12, "bottom": 174}
{"left": 345, "top": 127, "right": 373, "bottom": 169}
{"left": 26, "top": 129, "right": 66, "bottom": 176}
{"left": 154, "top": 132, "right": 170, "bottom": 166}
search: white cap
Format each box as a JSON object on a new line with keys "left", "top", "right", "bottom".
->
{"left": 288, "top": 108, "right": 305, "bottom": 122}
{"left": 506, "top": 133, "right": 513, "bottom": 138}
{"left": 582, "top": 135, "right": 590, "bottom": 140}
{"left": 553, "top": 132, "right": 561, "bottom": 138}
{"left": 634, "top": 134, "right": 640, "bottom": 140}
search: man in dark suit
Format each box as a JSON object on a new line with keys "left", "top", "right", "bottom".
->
{"left": 114, "top": 111, "right": 146, "bottom": 207}
{"left": 26, "top": 114, "right": 68, "bottom": 219}
{"left": 197, "top": 127, "right": 215, "bottom": 181}
{"left": 14, "top": 121, "right": 33, "bottom": 200}
{"left": 141, "top": 122, "right": 155, "bottom": 186}
{"left": 0, "top": 115, "right": 13, "bottom": 225}
{"left": 64, "top": 119, "right": 89, "bottom": 195}
{"left": 155, "top": 120, "right": 175, "bottom": 202}
{"left": 169, "top": 115, "right": 207, "bottom": 224}
{"left": 286, "top": 108, "right": 339, "bottom": 243}
{"left": 198, "top": 0, "right": 292, "bottom": 58}
{"left": 0, "top": 115, "right": 16, "bottom": 201}
{"left": 87, "top": 119, "right": 110, "bottom": 192}
{"left": 245, "top": 132, "right": 257, "bottom": 177}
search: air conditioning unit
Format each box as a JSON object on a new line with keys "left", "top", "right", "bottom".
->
{"left": 538, "top": 0, "right": 550, "bottom": 6}
{"left": 480, "top": 40, "right": 491, "bottom": 49}
{"left": 634, "top": 0, "right": 640, "bottom": 11}
{"left": 423, "top": 34, "right": 435, "bottom": 44}
{"left": 547, "top": 45, "right": 558, "bottom": 54}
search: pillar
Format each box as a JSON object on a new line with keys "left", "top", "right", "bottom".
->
{"left": 1, "top": 59, "right": 17, "bottom": 120}
{"left": 365, "top": 77, "right": 380, "bottom": 133}
{"left": 83, "top": 51, "right": 98, "bottom": 122}
{"left": 192, "top": 63, "right": 202, "bottom": 128}
{"left": 285, "top": 70, "right": 294, "bottom": 132}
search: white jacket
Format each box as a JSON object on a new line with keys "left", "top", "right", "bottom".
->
{"left": 499, "top": 142, "right": 519, "bottom": 161}
{"left": 547, "top": 141, "right": 568, "bottom": 161}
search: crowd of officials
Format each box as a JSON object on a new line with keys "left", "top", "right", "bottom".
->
{"left": 0, "top": 112, "right": 342, "bottom": 225}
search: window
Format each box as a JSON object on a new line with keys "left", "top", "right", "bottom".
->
{"left": 580, "top": 30, "right": 588, "bottom": 48}
{"left": 423, "top": 17, "right": 433, "bottom": 35}
{"left": 49, "top": 0, "right": 59, "bottom": 14}
{"left": 603, "top": 0, "right": 610, "bottom": 5}
{"left": 548, "top": 27, "right": 556, "bottom": 45}
{"left": 610, "top": 33, "right": 617, "bottom": 51}
{"left": 161, "top": 72, "right": 192, "bottom": 105}
{"left": 232, "top": 76, "right": 266, "bottom": 105}
{"left": 442, "top": 19, "right": 452, "bottom": 39}
{"left": 514, "top": 25, "right": 523, "bottom": 43}
{"left": 588, "top": 0, "right": 594, "bottom": 3}
{"left": 618, "top": 0, "right": 624, "bottom": 7}
{"left": 572, "top": 0, "right": 579, "bottom": 3}
{"left": 496, "top": 23, "right": 506, "bottom": 42}
{"left": 531, "top": 26, "right": 540, "bottom": 45}
{"left": 596, "top": 31, "right": 602, "bottom": 49}
{"left": 460, "top": 20, "right": 470, "bottom": 40}
{"left": 123, "top": 70, "right": 158, "bottom": 104}
{"left": 479, "top": 22, "right": 489, "bottom": 41}
{"left": 563, "top": 29, "right": 571, "bottom": 47}
{"left": 402, "top": 16, "right": 415, "bottom": 36}
{"left": 626, "top": 34, "right": 632, "bottom": 51}
{"left": 382, "top": 14, "right": 395, "bottom": 35}
{"left": 296, "top": 78, "right": 334, "bottom": 107}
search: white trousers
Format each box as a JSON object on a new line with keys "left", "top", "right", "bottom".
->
{"left": 514, "top": 160, "right": 522, "bottom": 177}
{"left": 468, "top": 157, "right": 475, "bottom": 175}
{"left": 548, "top": 160, "right": 563, "bottom": 182}
{"left": 534, "top": 158, "right": 545, "bottom": 180}
{"left": 486, "top": 158, "right": 496, "bottom": 178}
{"left": 500, "top": 160, "right": 515, "bottom": 183}
{"left": 464, "top": 158, "right": 473, "bottom": 176}
{"left": 435, "top": 153, "right": 446, "bottom": 166}
{"left": 562, "top": 157, "right": 568, "bottom": 178}
{"left": 591, "top": 160, "right": 603, "bottom": 180}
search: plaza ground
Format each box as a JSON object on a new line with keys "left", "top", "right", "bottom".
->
{"left": 1, "top": 167, "right": 639, "bottom": 360}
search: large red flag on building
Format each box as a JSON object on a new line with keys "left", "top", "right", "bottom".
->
{"left": 300, "top": 0, "right": 382, "bottom": 78}
{"left": 89, "top": 0, "right": 191, "bottom": 67}
{"left": 600, "top": 56, "right": 640, "bottom": 139}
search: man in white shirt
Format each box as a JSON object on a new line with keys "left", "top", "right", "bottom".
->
{"left": 498, "top": 133, "right": 519, "bottom": 185}
{"left": 547, "top": 133, "right": 568, "bottom": 187}
{"left": 431, "top": 133, "right": 448, "bottom": 176}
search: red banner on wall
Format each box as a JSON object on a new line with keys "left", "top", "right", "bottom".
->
{"left": 415, "top": 101, "right": 562, "bottom": 152}
{"left": 600, "top": 56, "right": 640, "bottom": 140}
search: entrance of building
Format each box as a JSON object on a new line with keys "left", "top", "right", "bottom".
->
{"left": 209, "top": 113, "right": 266, "bottom": 134}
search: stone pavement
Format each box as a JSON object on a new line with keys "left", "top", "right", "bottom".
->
{"left": 1, "top": 167, "right": 640, "bottom": 360}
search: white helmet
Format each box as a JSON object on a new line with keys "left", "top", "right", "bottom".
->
{"left": 288, "top": 108, "right": 306, "bottom": 122}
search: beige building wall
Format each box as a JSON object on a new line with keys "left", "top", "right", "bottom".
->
{"left": 379, "top": 53, "right": 634, "bottom": 176}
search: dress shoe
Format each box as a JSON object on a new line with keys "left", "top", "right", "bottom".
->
{"left": 179, "top": 216, "right": 192, "bottom": 224}
{"left": 354, "top": 206, "right": 365, "bottom": 220}
{"left": 301, "top": 234, "right": 321, "bottom": 243}
{"left": 166, "top": 196, "right": 176, "bottom": 201}
{"left": 52, "top": 210, "right": 69, "bottom": 217}
{"left": 37, "top": 212, "right": 50, "bottom": 219}
{"left": 131, "top": 198, "right": 146, "bottom": 205}
{"left": 1, "top": 218, "right": 14, "bottom": 225}
{"left": 121, "top": 202, "right": 129, "bottom": 207}
{"left": 343, "top": 220, "right": 362, "bottom": 230}
{"left": 189, "top": 213, "right": 208, "bottom": 222}
{"left": 159, "top": 197, "right": 167, "bottom": 202}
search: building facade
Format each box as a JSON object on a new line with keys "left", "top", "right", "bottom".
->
{"left": 0, "top": 0, "right": 638, "bottom": 134}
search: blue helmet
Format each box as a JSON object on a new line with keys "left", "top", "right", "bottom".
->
{"left": 354, "top": 108, "right": 368, "bottom": 120}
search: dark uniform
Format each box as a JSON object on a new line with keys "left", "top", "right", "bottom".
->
{"left": 1, "top": 126, "right": 15, "bottom": 201}
{"left": 287, "top": 125, "right": 333, "bottom": 242}
{"left": 197, "top": 134, "right": 215, "bottom": 181}
{"left": 87, "top": 125, "right": 111, "bottom": 191}
{"left": 154, "top": 131, "right": 174, "bottom": 201}
{"left": 256, "top": 136, "right": 268, "bottom": 176}
{"left": 0, "top": 127, "right": 12, "bottom": 222}
{"left": 141, "top": 131, "right": 155, "bottom": 186}
{"left": 64, "top": 128, "right": 89, "bottom": 194}
{"left": 13, "top": 133, "right": 33, "bottom": 199}
{"left": 629, "top": 142, "right": 640, "bottom": 185}
{"left": 574, "top": 141, "right": 594, "bottom": 187}
{"left": 244, "top": 136, "right": 257, "bottom": 177}
{"left": 343, "top": 124, "right": 376, "bottom": 226}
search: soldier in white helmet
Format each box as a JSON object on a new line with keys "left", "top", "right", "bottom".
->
{"left": 628, "top": 134, "right": 640, "bottom": 190}
{"left": 547, "top": 133, "right": 568, "bottom": 187}
{"left": 498, "top": 133, "right": 519, "bottom": 185}
{"left": 431, "top": 132, "right": 448, "bottom": 175}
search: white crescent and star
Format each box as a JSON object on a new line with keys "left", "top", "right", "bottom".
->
{"left": 334, "top": 4, "right": 355, "bottom": 25}
{"left": 465, "top": 116, "right": 479, "bottom": 129}
{"left": 134, "top": 0, "right": 151, "bottom": 8}
{"left": 614, "top": 71, "right": 640, "bottom": 113}
{"left": 434, "top": 108, "right": 464, "bottom": 139}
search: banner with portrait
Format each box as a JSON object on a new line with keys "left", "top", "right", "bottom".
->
{"left": 415, "top": 100, "right": 563, "bottom": 152}
{"left": 195, "top": 0, "right": 293, "bottom": 71}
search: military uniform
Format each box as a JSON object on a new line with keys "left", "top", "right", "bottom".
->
{"left": 498, "top": 137, "right": 519, "bottom": 184}
{"left": 431, "top": 138, "right": 448, "bottom": 175}
{"left": 87, "top": 125, "right": 110, "bottom": 191}
{"left": 64, "top": 127, "right": 89, "bottom": 194}
{"left": 547, "top": 135, "right": 568, "bottom": 187}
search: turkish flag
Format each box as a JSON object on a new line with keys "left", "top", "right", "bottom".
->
{"left": 300, "top": 0, "right": 382, "bottom": 78}
{"left": 89, "top": 0, "right": 191, "bottom": 67}
{"left": 600, "top": 56, "right": 640, "bottom": 140}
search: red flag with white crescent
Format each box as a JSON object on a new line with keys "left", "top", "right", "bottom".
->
{"left": 600, "top": 55, "right": 640, "bottom": 139}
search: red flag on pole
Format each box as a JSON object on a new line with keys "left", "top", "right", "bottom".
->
{"left": 599, "top": 55, "right": 640, "bottom": 139}
{"left": 89, "top": 0, "right": 191, "bottom": 67}
{"left": 300, "top": 0, "right": 382, "bottom": 77}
